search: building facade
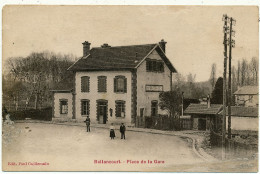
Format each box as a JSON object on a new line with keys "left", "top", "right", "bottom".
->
{"left": 52, "top": 40, "right": 177, "bottom": 125}
{"left": 234, "top": 86, "right": 259, "bottom": 107}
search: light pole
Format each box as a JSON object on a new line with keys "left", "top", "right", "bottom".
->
{"left": 222, "top": 14, "right": 229, "bottom": 160}
{"left": 228, "top": 17, "right": 236, "bottom": 139}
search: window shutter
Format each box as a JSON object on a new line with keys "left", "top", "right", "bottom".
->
{"left": 98, "top": 77, "right": 100, "bottom": 92}
{"left": 115, "top": 102, "right": 118, "bottom": 117}
{"left": 60, "top": 101, "right": 62, "bottom": 114}
{"left": 114, "top": 78, "right": 117, "bottom": 92}
{"left": 87, "top": 101, "right": 90, "bottom": 115}
{"left": 81, "top": 101, "right": 83, "bottom": 115}
{"left": 160, "top": 62, "right": 164, "bottom": 72}
{"left": 87, "top": 77, "right": 89, "bottom": 92}
{"left": 124, "top": 78, "right": 127, "bottom": 93}
{"left": 81, "top": 77, "right": 84, "bottom": 92}
{"left": 146, "top": 60, "right": 149, "bottom": 71}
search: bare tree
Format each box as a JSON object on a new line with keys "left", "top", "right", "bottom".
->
{"left": 250, "top": 57, "right": 258, "bottom": 85}
{"left": 3, "top": 51, "right": 75, "bottom": 110}
{"left": 210, "top": 63, "right": 217, "bottom": 90}
{"left": 241, "top": 59, "right": 247, "bottom": 86}
{"left": 237, "top": 60, "right": 241, "bottom": 87}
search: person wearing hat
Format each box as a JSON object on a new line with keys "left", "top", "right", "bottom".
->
{"left": 120, "top": 123, "right": 126, "bottom": 139}
{"left": 84, "top": 116, "right": 91, "bottom": 132}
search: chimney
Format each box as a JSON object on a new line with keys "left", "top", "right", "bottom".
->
{"left": 159, "top": 39, "right": 167, "bottom": 53}
{"left": 82, "top": 41, "right": 91, "bottom": 57}
{"left": 101, "top": 43, "right": 111, "bottom": 48}
{"left": 207, "top": 94, "right": 211, "bottom": 108}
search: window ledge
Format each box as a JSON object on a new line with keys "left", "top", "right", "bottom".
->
{"left": 81, "top": 115, "right": 89, "bottom": 117}
{"left": 116, "top": 117, "right": 126, "bottom": 119}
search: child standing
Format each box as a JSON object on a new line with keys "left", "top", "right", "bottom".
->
{"left": 110, "top": 123, "right": 115, "bottom": 139}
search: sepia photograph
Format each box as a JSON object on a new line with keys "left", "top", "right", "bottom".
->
{"left": 1, "top": 4, "right": 259, "bottom": 172}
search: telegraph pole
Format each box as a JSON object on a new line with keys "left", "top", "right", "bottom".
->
{"left": 222, "top": 14, "right": 229, "bottom": 160}
{"left": 228, "top": 17, "right": 236, "bottom": 139}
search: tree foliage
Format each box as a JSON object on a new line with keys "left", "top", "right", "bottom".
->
{"left": 209, "top": 63, "right": 217, "bottom": 90}
{"left": 3, "top": 51, "right": 76, "bottom": 110}
{"left": 172, "top": 73, "right": 211, "bottom": 100}
{"left": 159, "top": 90, "right": 182, "bottom": 118}
{"left": 211, "top": 77, "right": 223, "bottom": 104}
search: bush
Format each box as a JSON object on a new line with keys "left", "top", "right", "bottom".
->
{"left": 9, "top": 107, "right": 52, "bottom": 121}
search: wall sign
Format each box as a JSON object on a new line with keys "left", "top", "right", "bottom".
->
{"left": 145, "top": 85, "right": 163, "bottom": 92}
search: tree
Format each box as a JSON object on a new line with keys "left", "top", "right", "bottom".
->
{"left": 250, "top": 57, "right": 258, "bottom": 85}
{"left": 210, "top": 63, "right": 217, "bottom": 90}
{"left": 237, "top": 60, "right": 241, "bottom": 87}
{"left": 159, "top": 90, "right": 182, "bottom": 118}
{"left": 211, "top": 77, "right": 223, "bottom": 104}
{"left": 241, "top": 59, "right": 247, "bottom": 86}
{"left": 3, "top": 51, "right": 75, "bottom": 110}
{"left": 187, "top": 73, "right": 196, "bottom": 98}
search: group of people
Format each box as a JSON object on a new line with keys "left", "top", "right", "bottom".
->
{"left": 110, "top": 123, "right": 126, "bottom": 140}
{"left": 84, "top": 116, "right": 126, "bottom": 140}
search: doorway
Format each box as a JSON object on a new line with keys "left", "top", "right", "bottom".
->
{"left": 97, "top": 101, "right": 108, "bottom": 124}
{"left": 198, "top": 118, "right": 206, "bottom": 130}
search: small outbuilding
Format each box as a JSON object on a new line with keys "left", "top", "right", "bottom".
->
{"left": 184, "top": 103, "right": 223, "bottom": 131}
{"left": 219, "top": 106, "right": 258, "bottom": 131}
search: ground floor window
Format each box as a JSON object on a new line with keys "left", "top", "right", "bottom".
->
{"left": 140, "top": 108, "right": 144, "bottom": 117}
{"left": 151, "top": 100, "right": 158, "bottom": 116}
{"left": 115, "top": 100, "right": 125, "bottom": 118}
{"left": 60, "top": 99, "right": 68, "bottom": 114}
{"left": 81, "top": 100, "right": 90, "bottom": 116}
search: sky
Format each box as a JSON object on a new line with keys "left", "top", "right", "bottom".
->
{"left": 2, "top": 5, "right": 259, "bottom": 82}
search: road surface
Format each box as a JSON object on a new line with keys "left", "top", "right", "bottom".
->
{"left": 2, "top": 123, "right": 257, "bottom": 172}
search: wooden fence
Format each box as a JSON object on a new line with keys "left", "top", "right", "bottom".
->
{"left": 136, "top": 115, "right": 184, "bottom": 130}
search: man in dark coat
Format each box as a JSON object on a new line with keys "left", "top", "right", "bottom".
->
{"left": 85, "top": 116, "right": 91, "bottom": 132}
{"left": 120, "top": 123, "right": 126, "bottom": 139}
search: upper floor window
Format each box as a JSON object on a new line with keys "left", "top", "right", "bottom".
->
{"left": 146, "top": 59, "right": 164, "bottom": 72}
{"left": 81, "top": 76, "right": 90, "bottom": 92}
{"left": 114, "top": 76, "right": 127, "bottom": 93}
{"left": 81, "top": 99, "right": 90, "bottom": 116}
{"left": 115, "top": 100, "right": 126, "bottom": 118}
{"left": 98, "top": 76, "right": 107, "bottom": 92}
{"left": 60, "top": 99, "right": 68, "bottom": 114}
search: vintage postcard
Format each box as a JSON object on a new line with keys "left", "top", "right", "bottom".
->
{"left": 2, "top": 5, "right": 259, "bottom": 172}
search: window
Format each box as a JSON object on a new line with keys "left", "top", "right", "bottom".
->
{"left": 60, "top": 99, "right": 68, "bottom": 114}
{"left": 81, "top": 76, "right": 90, "bottom": 92}
{"left": 151, "top": 100, "right": 158, "bottom": 116}
{"left": 98, "top": 76, "right": 107, "bottom": 92}
{"left": 115, "top": 100, "right": 126, "bottom": 117}
{"left": 146, "top": 58, "right": 152, "bottom": 71}
{"left": 146, "top": 59, "right": 164, "bottom": 72}
{"left": 114, "top": 76, "right": 127, "bottom": 93}
{"left": 140, "top": 108, "right": 144, "bottom": 117}
{"left": 81, "top": 100, "right": 90, "bottom": 116}
{"left": 158, "top": 62, "right": 164, "bottom": 72}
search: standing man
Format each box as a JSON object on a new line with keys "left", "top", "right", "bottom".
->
{"left": 85, "top": 116, "right": 91, "bottom": 132}
{"left": 120, "top": 123, "right": 126, "bottom": 139}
